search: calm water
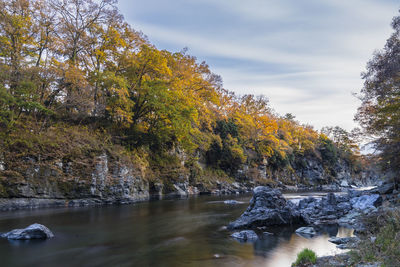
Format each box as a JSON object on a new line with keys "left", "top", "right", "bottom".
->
{"left": 0, "top": 193, "right": 352, "bottom": 267}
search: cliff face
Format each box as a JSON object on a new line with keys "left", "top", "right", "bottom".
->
{"left": 0, "top": 146, "right": 378, "bottom": 211}
{"left": 236, "top": 157, "right": 362, "bottom": 187}
{"left": 0, "top": 152, "right": 149, "bottom": 210}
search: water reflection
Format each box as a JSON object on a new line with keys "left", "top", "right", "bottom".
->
{"left": 0, "top": 194, "right": 353, "bottom": 267}
{"left": 252, "top": 224, "right": 352, "bottom": 267}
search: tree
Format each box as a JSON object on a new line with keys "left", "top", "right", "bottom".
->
{"left": 49, "top": 0, "right": 118, "bottom": 116}
{"left": 0, "top": 0, "right": 49, "bottom": 127}
{"left": 355, "top": 10, "right": 400, "bottom": 175}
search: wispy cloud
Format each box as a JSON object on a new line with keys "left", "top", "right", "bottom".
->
{"left": 118, "top": 0, "right": 399, "bottom": 130}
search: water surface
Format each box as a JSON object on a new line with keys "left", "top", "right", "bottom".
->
{"left": 0, "top": 193, "right": 352, "bottom": 267}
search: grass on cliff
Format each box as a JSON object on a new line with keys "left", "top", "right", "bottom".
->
{"left": 350, "top": 207, "right": 400, "bottom": 266}
{"left": 0, "top": 120, "right": 146, "bottom": 181}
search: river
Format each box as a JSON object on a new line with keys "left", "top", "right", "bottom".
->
{"left": 0, "top": 192, "right": 353, "bottom": 267}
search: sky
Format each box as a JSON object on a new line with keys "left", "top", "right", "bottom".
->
{"left": 117, "top": 0, "right": 399, "bottom": 131}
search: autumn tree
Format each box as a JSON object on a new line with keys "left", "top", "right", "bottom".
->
{"left": 0, "top": 0, "right": 361, "bottom": 183}
{"left": 48, "top": 0, "right": 119, "bottom": 116}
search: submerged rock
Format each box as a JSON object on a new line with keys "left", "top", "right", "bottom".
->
{"left": 328, "top": 236, "right": 359, "bottom": 245}
{"left": 224, "top": 200, "right": 243, "bottom": 205}
{"left": 231, "top": 230, "right": 258, "bottom": 242}
{"left": 1, "top": 223, "right": 54, "bottom": 240}
{"left": 329, "top": 236, "right": 360, "bottom": 249}
{"left": 227, "top": 186, "right": 303, "bottom": 230}
{"left": 295, "top": 227, "right": 317, "bottom": 238}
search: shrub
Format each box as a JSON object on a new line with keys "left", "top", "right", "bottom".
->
{"left": 292, "top": 248, "right": 317, "bottom": 266}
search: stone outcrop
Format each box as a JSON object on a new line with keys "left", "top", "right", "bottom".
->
{"left": 299, "top": 193, "right": 353, "bottom": 225}
{"left": 227, "top": 186, "right": 304, "bottom": 230}
{"left": 228, "top": 186, "right": 384, "bottom": 231}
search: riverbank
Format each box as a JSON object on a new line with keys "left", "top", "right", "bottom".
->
{"left": 313, "top": 181, "right": 399, "bottom": 266}
{"left": 224, "top": 181, "right": 397, "bottom": 266}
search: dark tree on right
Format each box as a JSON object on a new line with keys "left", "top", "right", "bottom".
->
{"left": 355, "top": 10, "right": 400, "bottom": 180}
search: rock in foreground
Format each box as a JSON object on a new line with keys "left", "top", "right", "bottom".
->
{"left": 227, "top": 186, "right": 303, "bottom": 230}
{"left": 1, "top": 223, "right": 54, "bottom": 240}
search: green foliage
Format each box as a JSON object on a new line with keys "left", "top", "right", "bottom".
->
{"left": 269, "top": 149, "right": 289, "bottom": 170}
{"left": 215, "top": 119, "right": 239, "bottom": 139}
{"left": 205, "top": 135, "right": 246, "bottom": 175}
{"left": 292, "top": 248, "right": 317, "bottom": 266}
{"left": 318, "top": 135, "right": 338, "bottom": 165}
{"left": 0, "top": 86, "right": 16, "bottom": 129}
{"left": 205, "top": 137, "right": 223, "bottom": 167}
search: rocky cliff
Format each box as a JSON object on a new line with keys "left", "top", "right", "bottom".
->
{"left": 0, "top": 152, "right": 149, "bottom": 210}
{"left": 0, "top": 145, "right": 379, "bottom": 211}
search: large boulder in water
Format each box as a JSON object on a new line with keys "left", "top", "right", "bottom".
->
{"left": 227, "top": 186, "right": 303, "bottom": 230}
{"left": 1, "top": 223, "right": 54, "bottom": 240}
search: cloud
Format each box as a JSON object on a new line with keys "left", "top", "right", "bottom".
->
{"left": 118, "top": 0, "right": 399, "bottom": 131}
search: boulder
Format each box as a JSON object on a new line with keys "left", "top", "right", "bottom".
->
{"left": 1, "top": 223, "right": 54, "bottom": 240}
{"left": 350, "top": 194, "right": 382, "bottom": 210}
{"left": 300, "top": 193, "right": 346, "bottom": 225}
{"left": 231, "top": 230, "right": 258, "bottom": 242}
{"left": 295, "top": 227, "right": 317, "bottom": 238}
{"left": 227, "top": 186, "right": 303, "bottom": 230}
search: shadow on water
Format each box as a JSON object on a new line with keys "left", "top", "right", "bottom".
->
{"left": 0, "top": 193, "right": 353, "bottom": 267}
